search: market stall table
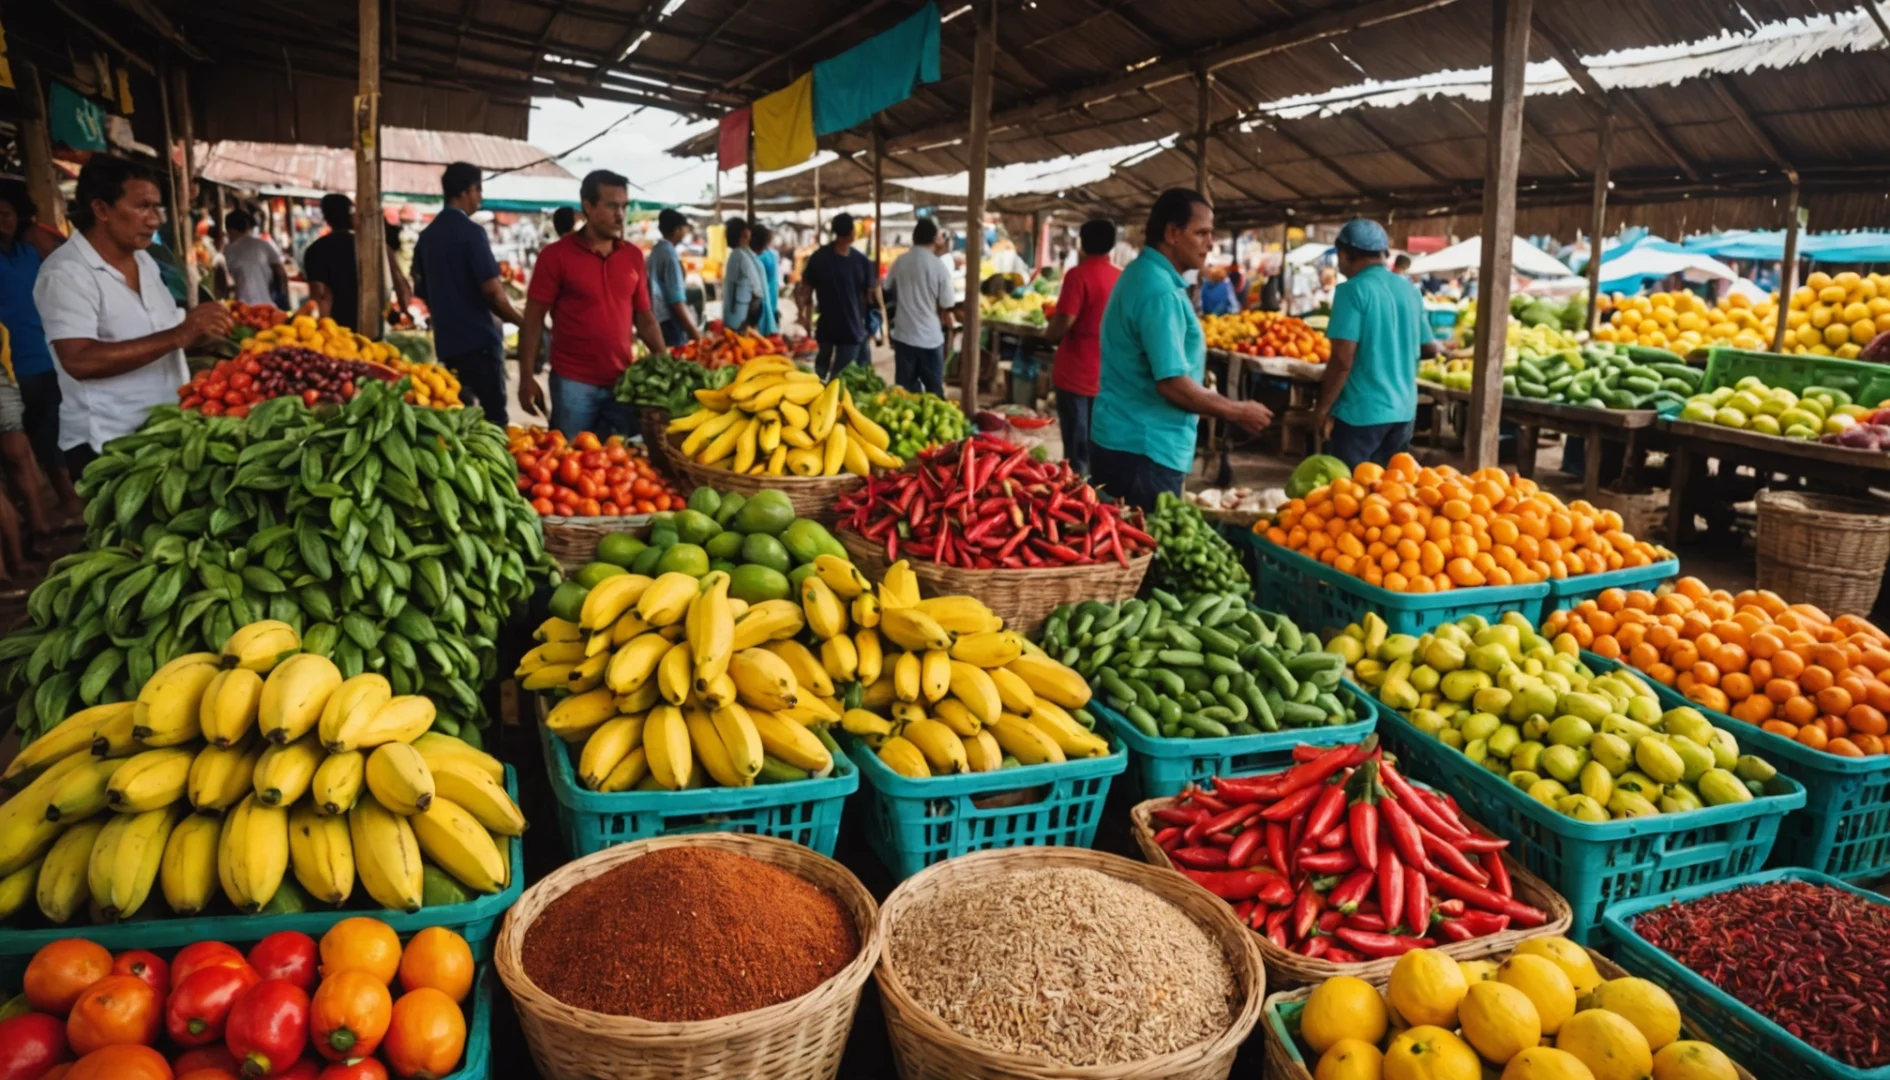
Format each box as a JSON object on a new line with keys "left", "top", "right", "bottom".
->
{"left": 1214, "top": 347, "right": 1325, "bottom": 456}
{"left": 1657, "top": 418, "right": 1890, "bottom": 543}
{"left": 1417, "top": 381, "right": 1655, "bottom": 500}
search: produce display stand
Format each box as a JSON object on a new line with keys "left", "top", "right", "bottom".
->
{"left": 534, "top": 701, "right": 858, "bottom": 858}
{"left": 1246, "top": 534, "right": 1551, "bottom": 638}
{"left": 1130, "top": 790, "right": 1574, "bottom": 987}
{"left": 1375, "top": 706, "right": 1805, "bottom": 942}
{"left": 1655, "top": 418, "right": 1890, "bottom": 544}
{"left": 1212, "top": 347, "right": 1325, "bottom": 457}
{"left": 1603, "top": 868, "right": 1887, "bottom": 1080}
{"left": 664, "top": 433, "right": 866, "bottom": 523}
{"left": 1502, "top": 395, "right": 1658, "bottom": 502}
{"left": 1260, "top": 948, "right": 1761, "bottom": 1080}
{"left": 1541, "top": 557, "right": 1680, "bottom": 609}
{"left": 1585, "top": 652, "right": 1890, "bottom": 881}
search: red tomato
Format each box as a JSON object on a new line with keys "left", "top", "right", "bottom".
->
{"left": 573, "top": 431, "right": 602, "bottom": 451}
{"left": 226, "top": 405, "right": 250, "bottom": 419}
{"left": 301, "top": 389, "right": 321, "bottom": 407}
{"left": 529, "top": 483, "right": 555, "bottom": 500}
{"left": 166, "top": 964, "right": 259, "bottom": 1047}
{"left": 200, "top": 401, "right": 225, "bottom": 417}
{"left": 246, "top": 933, "right": 317, "bottom": 992}
{"left": 203, "top": 380, "right": 228, "bottom": 400}
{"left": 605, "top": 444, "right": 631, "bottom": 464}
{"left": 611, "top": 485, "right": 634, "bottom": 507}
{"left": 529, "top": 463, "right": 553, "bottom": 485}
{"left": 530, "top": 498, "right": 554, "bottom": 515}
{"left": 229, "top": 373, "right": 254, "bottom": 392}
{"left": 634, "top": 499, "right": 656, "bottom": 514}
{"left": 556, "top": 457, "right": 583, "bottom": 485}
{"left": 515, "top": 452, "right": 539, "bottom": 471}
{"left": 600, "top": 501, "right": 621, "bottom": 516}
{"left": 605, "top": 466, "right": 629, "bottom": 485}
{"left": 173, "top": 1046, "right": 241, "bottom": 1075}
{"left": 340, "top": 381, "right": 355, "bottom": 399}
{"left": 574, "top": 476, "right": 599, "bottom": 500}
{"left": 182, "top": 395, "right": 204, "bottom": 410}
{"left": 224, "top": 980, "right": 308, "bottom": 1078}
{"left": 631, "top": 477, "right": 654, "bottom": 498}
{"left": 111, "top": 951, "right": 169, "bottom": 998}
{"left": 0, "top": 1012, "right": 67, "bottom": 1080}
{"left": 515, "top": 475, "right": 533, "bottom": 492}
{"left": 242, "top": 358, "right": 263, "bottom": 376}
{"left": 171, "top": 943, "right": 249, "bottom": 991}
{"left": 553, "top": 502, "right": 577, "bottom": 517}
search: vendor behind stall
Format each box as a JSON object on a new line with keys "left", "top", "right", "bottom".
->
{"left": 1313, "top": 218, "right": 1428, "bottom": 469}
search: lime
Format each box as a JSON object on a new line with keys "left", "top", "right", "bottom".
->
{"left": 548, "top": 580, "right": 588, "bottom": 623}
{"left": 705, "top": 531, "right": 746, "bottom": 561}
{"left": 656, "top": 543, "right": 711, "bottom": 577}
{"left": 686, "top": 486, "right": 722, "bottom": 517}
{"left": 729, "top": 564, "right": 792, "bottom": 603}
{"left": 740, "top": 533, "right": 793, "bottom": 574}
{"left": 595, "top": 532, "right": 647, "bottom": 568}
{"left": 672, "top": 508, "right": 722, "bottom": 546}
{"left": 574, "top": 561, "right": 628, "bottom": 588}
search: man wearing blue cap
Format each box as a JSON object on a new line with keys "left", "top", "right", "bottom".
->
{"left": 1315, "top": 218, "right": 1426, "bottom": 468}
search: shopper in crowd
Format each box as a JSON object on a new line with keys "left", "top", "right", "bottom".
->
{"left": 648, "top": 208, "right": 700, "bottom": 349}
{"left": 414, "top": 161, "right": 525, "bottom": 424}
{"left": 216, "top": 208, "right": 287, "bottom": 308}
{"left": 552, "top": 206, "right": 578, "bottom": 238}
{"left": 301, "top": 194, "right": 361, "bottom": 330}
{"left": 0, "top": 324, "right": 27, "bottom": 595}
{"left": 516, "top": 169, "right": 666, "bottom": 441}
{"left": 1199, "top": 265, "right": 1238, "bottom": 315}
{"left": 33, "top": 155, "right": 233, "bottom": 475}
{"left": 751, "top": 224, "right": 780, "bottom": 335}
{"left": 721, "top": 216, "right": 765, "bottom": 332}
{"left": 0, "top": 183, "right": 80, "bottom": 529}
{"left": 794, "top": 212, "right": 879, "bottom": 380}
{"left": 384, "top": 221, "right": 414, "bottom": 322}
{"left": 1313, "top": 218, "right": 1427, "bottom": 469}
{"left": 1042, "top": 218, "right": 1120, "bottom": 477}
{"left": 884, "top": 216, "right": 956, "bottom": 396}
{"left": 1092, "top": 188, "right": 1270, "bottom": 511}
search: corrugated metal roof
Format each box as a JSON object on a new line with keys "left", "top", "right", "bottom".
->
{"left": 197, "top": 128, "right": 573, "bottom": 199}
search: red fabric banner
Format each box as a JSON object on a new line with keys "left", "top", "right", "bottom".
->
{"left": 718, "top": 108, "right": 751, "bottom": 172}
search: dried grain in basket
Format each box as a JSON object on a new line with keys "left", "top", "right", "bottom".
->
{"left": 541, "top": 515, "right": 652, "bottom": 573}
{"left": 494, "top": 832, "right": 880, "bottom": 1080}
{"left": 665, "top": 435, "right": 863, "bottom": 524}
{"left": 875, "top": 846, "right": 1265, "bottom": 1080}
{"left": 1130, "top": 796, "right": 1573, "bottom": 988}
{"left": 1754, "top": 489, "right": 1890, "bottom": 616}
{"left": 838, "top": 528, "right": 1151, "bottom": 636}
{"left": 1258, "top": 949, "right": 1759, "bottom": 1080}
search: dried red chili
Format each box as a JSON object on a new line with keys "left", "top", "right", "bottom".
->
{"left": 521, "top": 847, "right": 859, "bottom": 1023}
{"left": 1633, "top": 880, "right": 1890, "bottom": 1069}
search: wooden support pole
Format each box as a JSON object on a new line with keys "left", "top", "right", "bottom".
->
{"left": 1466, "top": 0, "right": 1532, "bottom": 471}
{"left": 872, "top": 127, "right": 884, "bottom": 268}
{"left": 17, "top": 63, "right": 68, "bottom": 236}
{"left": 959, "top": 0, "right": 996, "bottom": 414}
{"left": 1773, "top": 185, "right": 1803, "bottom": 353}
{"left": 1585, "top": 111, "right": 1612, "bottom": 334}
{"left": 157, "top": 62, "right": 188, "bottom": 273}
{"left": 211, "top": 183, "right": 228, "bottom": 299}
{"left": 744, "top": 125, "right": 756, "bottom": 221}
{"left": 1194, "top": 67, "right": 1211, "bottom": 201}
{"left": 355, "top": 0, "right": 385, "bottom": 338}
{"left": 172, "top": 65, "right": 200, "bottom": 303}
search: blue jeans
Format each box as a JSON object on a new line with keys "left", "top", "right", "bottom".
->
{"left": 444, "top": 345, "right": 507, "bottom": 426}
{"left": 1327, "top": 419, "right": 1414, "bottom": 470}
{"left": 1056, "top": 391, "right": 1094, "bottom": 477}
{"left": 550, "top": 374, "right": 639, "bottom": 442}
{"left": 659, "top": 319, "right": 691, "bottom": 348}
{"left": 1089, "top": 443, "right": 1184, "bottom": 514}
{"left": 816, "top": 341, "right": 871, "bottom": 381}
{"left": 892, "top": 341, "right": 944, "bottom": 396}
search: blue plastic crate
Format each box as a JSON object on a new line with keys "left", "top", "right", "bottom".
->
{"left": 0, "top": 767, "right": 527, "bottom": 982}
{"left": 1543, "top": 558, "right": 1681, "bottom": 608}
{"left": 449, "top": 963, "right": 496, "bottom": 1080}
{"left": 537, "top": 713, "right": 856, "bottom": 857}
{"left": 1374, "top": 704, "right": 1804, "bottom": 943}
{"left": 1605, "top": 868, "right": 1890, "bottom": 1080}
{"left": 1090, "top": 680, "right": 1380, "bottom": 798}
{"left": 1249, "top": 537, "right": 1550, "bottom": 639}
{"left": 841, "top": 729, "right": 1127, "bottom": 879}
{"left": 1584, "top": 651, "right": 1890, "bottom": 881}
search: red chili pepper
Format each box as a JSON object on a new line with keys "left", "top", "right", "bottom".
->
{"left": 1188, "top": 789, "right": 1231, "bottom": 815}
{"left": 1202, "top": 803, "right": 1258, "bottom": 835}
{"left": 1420, "top": 829, "right": 1491, "bottom": 885}
{"left": 1454, "top": 834, "right": 1511, "bottom": 853}
{"left": 1260, "top": 784, "right": 1323, "bottom": 822}
{"left": 1454, "top": 910, "right": 1513, "bottom": 936}
{"left": 1317, "top": 909, "right": 1345, "bottom": 933}
{"left": 1265, "top": 908, "right": 1290, "bottom": 950}
{"left": 1484, "top": 850, "right": 1513, "bottom": 897}
{"left": 1211, "top": 775, "right": 1285, "bottom": 804}
{"left": 1406, "top": 864, "right": 1431, "bottom": 934}
{"left": 1328, "top": 868, "right": 1376, "bottom": 914}
{"left": 1276, "top": 738, "right": 1375, "bottom": 798}
{"left": 1333, "top": 927, "right": 1431, "bottom": 958}
{"left": 1267, "top": 821, "right": 1292, "bottom": 877}
{"left": 1380, "top": 761, "right": 1473, "bottom": 839}
{"left": 1178, "top": 868, "right": 1285, "bottom": 901}
{"left": 1344, "top": 912, "right": 1389, "bottom": 933}
{"left": 1436, "top": 899, "right": 1466, "bottom": 917}
{"left": 1425, "top": 869, "right": 1549, "bottom": 927}
{"left": 1291, "top": 882, "right": 1325, "bottom": 941}
{"left": 1436, "top": 918, "right": 1477, "bottom": 942}
{"left": 1350, "top": 801, "right": 1379, "bottom": 872}
{"left": 1248, "top": 903, "right": 1271, "bottom": 931}
{"left": 1302, "top": 935, "right": 1331, "bottom": 960}
{"left": 1227, "top": 826, "right": 1264, "bottom": 869}
{"left": 1323, "top": 946, "right": 1366, "bottom": 964}
{"left": 1297, "top": 848, "right": 1359, "bottom": 874}
{"left": 1301, "top": 784, "right": 1349, "bottom": 847}
{"left": 1170, "top": 846, "right": 1230, "bottom": 870}
{"left": 1379, "top": 794, "right": 1438, "bottom": 876}
{"left": 1291, "top": 744, "right": 1325, "bottom": 763}
{"left": 1154, "top": 826, "right": 1183, "bottom": 851}
{"left": 1318, "top": 823, "right": 1350, "bottom": 850}
{"left": 1232, "top": 900, "right": 1255, "bottom": 923}
{"left": 1378, "top": 841, "right": 1405, "bottom": 931}
{"left": 1153, "top": 806, "right": 1208, "bottom": 828}
{"left": 1204, "top": 830, "right": 1237, "bottom": 848}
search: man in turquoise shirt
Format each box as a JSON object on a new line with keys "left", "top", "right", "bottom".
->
{"left": 1092, "top": 189, "right": 1272, "bottom": 510}
{"left": 1315, "top": 218, "right": 1428, "bottom": 468}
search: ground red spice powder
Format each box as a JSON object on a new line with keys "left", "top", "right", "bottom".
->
{"left": 521, "top": 846, "right": 860, "bottom": 1022}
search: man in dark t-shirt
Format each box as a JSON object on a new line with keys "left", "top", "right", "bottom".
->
{"left": 301, "top": 194, "right": 359, "bottom": 331}
{"left": 793, "top": 213, "right": 879, "bottom": 381}
{"left": 414, "top": 162, "right": 525, "bottom": 424}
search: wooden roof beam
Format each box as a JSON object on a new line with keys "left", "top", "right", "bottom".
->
{"left": 1531, "top": 18, "right": 1702, "bottom": 183}
{"left": 1345, "top": 108, "right": 1460, "bottom": 186}
{"left": 1707, "top": 76, "right": 1799, "bottom": 184}
{"left": 726, "top": 0, "right": 902, "bottom": 90}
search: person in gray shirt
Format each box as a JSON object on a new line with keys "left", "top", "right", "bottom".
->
{"left": 884, "top": 217, "right": 956, "bottom": 395}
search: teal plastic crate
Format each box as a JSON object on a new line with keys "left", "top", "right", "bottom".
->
{"left": 841, "top": 729, "right": 1127, "bottom": 879}
{"left": 1089, "top": 681, "right": 1379, "bottom": 798}
{"left": 450, "top": 963, "right": 496, "bottom": 1080}
{"left": 537, "top": 714, "right": 855, "bottom": 857}
{"left": 1543, "top": 557, "right": 1681, "bottom": 608}
{"left": 0, "top": 767, "right": 527, "bottom": 981}
{"left": 1605, "top": 868, "right": 1890, "bottom": 1080}
{"left": 1700, "top": 345, "right": 1890, "bottom": 403}
{"left": 1374, "top": 704, "right": 1803, "bottom": 943}
{"left": 1250, "top": 537, "right": 1550, "bottom": 639}
{"left": 1584, "top": 651, "right": 1890, "bottom": 881}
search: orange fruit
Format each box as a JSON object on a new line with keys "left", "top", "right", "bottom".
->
{"left": 25, "top": 939, "right": 113, "bottom": 1016}
{"left": 64, "top": 1044, "right": 172, "bottom": 1080}
{"left": 397, "top": 928, "right": 475, "bottom": 1004}
{"left": 66, "top": 974, "right": 162, "bottom": 1056}
{"left": 321, "top": 918, "right": 403, "bottom": 985}
{"left": 381, "top": 988, "right": 467, "bottom": 1080}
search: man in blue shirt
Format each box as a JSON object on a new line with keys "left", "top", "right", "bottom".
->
{"left": 720, "top": 216, "right": 765, "bottom": 331}
{"left": 648, "top": 209, "right": 700, "bottom": 348}
{"left": 1314, "top": 218, "right": 1428, "bottom": 468}
{"left": 793, "top": 213, "right": 879, "bottom": 381}
{"left": 0, "top": 183, "right": 76, "bottom": 531}
{"left": 1091, "top": 189, "right": 1271, "bottom": 510}
{"left": 751, "top": 225, "right": 780, "bottom": 335}
{"left": 413, "top": 162, "right": 524, "bottom": 424}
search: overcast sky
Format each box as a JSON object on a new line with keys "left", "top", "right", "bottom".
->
{"left": 526, "top": 96, "right": 722, "bottom": 205}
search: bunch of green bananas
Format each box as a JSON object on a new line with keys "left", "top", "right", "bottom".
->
{"left": 0, "top": 619, "right": 527, "bottom": 926}
{"left": 0, "top": 379, "right": 559, "bottom": 740}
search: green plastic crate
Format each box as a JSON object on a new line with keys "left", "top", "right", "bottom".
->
{"left": 1605, "top": 868, "right": 1890, "bottom": 1080}
{"left": 1374, "top": 705, "right": 1804, "bottom": 943}
{"left": 1089, "top": 681, "right": 1380, "bottom": 798}
{"left": 1700, "top": 345, "right": 1890, "bottom": 403}
{"left": 537, "top": 714, "right": 856, "bottom": 857}
{"left": 1249, "top": 536, "right": 1550, "bottom": 639}
{"left": 1543, "top": 558, "right": 1681, "bottom": 609}
{"left": 0, "top": 768, "right": 527, "bottom": 981}
{"left": 1585, "top": 651, "right": 1890, "bottom": 881}
{"left": 841, "top": 729, "right": 1127, "bottom": 880}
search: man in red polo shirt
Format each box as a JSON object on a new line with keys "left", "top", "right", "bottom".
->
{"left": 1043, "top": 218, "right": 1122, "bottom": 476}
{"left": 517, "top": 169, "right": 670, "bottom": 439}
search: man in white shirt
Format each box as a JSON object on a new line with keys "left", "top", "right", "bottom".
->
{"left": 885, "top": 216, "right": 957, "bottom": 395}
{"left": 34, "top": 156, "right": 233, "bottom": 474}
{"left": 216, "top": 208, "right": 286, "bottom": 307}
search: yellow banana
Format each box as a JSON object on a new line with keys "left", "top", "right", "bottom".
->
{"left": 756, "top": 410, "right": 782, "bottom": 453}
{"left": 921, "top": 650, "right": 953, "bottom": 704}
{"left": 45, "top": 756, "right": 124, "bottom": 823}
{"left": 598, "top": 747, "right": 648, "bottom": 793}
{"left": 566, "top": 650, "right": 608, "bottom": 694}
{"left": 988, "top": 666, "right": 1038, "bottom": 716}
{"left": 258, "top": 653, "right": 343, "bottom": 745}
{"left": 860, "top": 440, "right": 903, "bottom": 470}
{"left": 642, "top": 705, "right": 693, "bottom": 790}
{"left": 608, "top": 632, "right": 674, "bottom": 695}
{"left": 412, "top": 732, "right": 506, "bottom": 785}
{"left": 679, "top": 408, "right": 741, "bottom": 455}
{"left": 780, "top": 398, "right": 812, "bottom": 427}
{"left": 90, "top": 704, "right": 139, "bottom": 759}
{"left": 636, "top": 572, "right": 700, "bottom": 627}
{"left": 987, "top": 713, "right": 1066, "bottom": 765}
{"left": 893, "top": 651, "right": 922, "bottom": 703}
{"left": 852, "top": 591, "right": 881, "bottom": 629}
{"left": 951, "top": 630, "right": 1026, "bottom": 669}
{"left": 544, "top": 687, "right": 618, "bottom": 743}
{"left": 915, "top": 596, "right": 1004, "bottom": 635}
{"left": 579, "top": 573, "right": 653, "bottom": 632}
{"left": 106, "top": 747, "right": 194, "bottom": 814}
{"left": 729, "top": 648, "right": 800, "bottom": 711}
{"left": 809, "top": 378, "right": 842, "bottom": 440}
{"left": 841, "top": 400, "right": 891, "bottom": 449}
{"left": 733, "top": 416, "right": 760, "bottom": 472}
{"left": 311, "top": 750, "right": 366, "bottom": 815}
{"left": 931, "top": 698, "right": 983, "bottom": 737}
{"left": 822, "top": 425, "right": 848, "bottom": 476}
{"left": 0, "top": 856, "right": 38, "bottom": 921}
{"left": 841, "top": 708, "right": 896, "bottom": 738}
{"left": 764, "top": 640, "right": 833, "bottom": 698}
{"left": 518, "top": 640, "right": 587, "bottom": 671}
{"left": 750, "top": 710, "right": 833, "bottom": 773}
{"left": 686, "top": 708, "right": 744, "bottom": 787}
{"left": 534, "top": 616, "right": 583, "bottom": 643}
{"left": 615, "top": 681, "right": 661, "bottom": 717}
{"left": 880, "top": 607, "right": 955, "bottom": 652}
{"left": 287, "top": 801, "right": 355, "bottom": 906}
{"left": 711, "top": 703, "right": 763, "bottom": 782}
{"left": 698, "top": 416, "right": 751, "bottom": 466}
{"left": 197, "top": 669, "right": 263, "bottom": 753}
{"left": 876, "top": 736, "right": 931, "bottom": 778}
{"left": 861, "top": 675, "right": 899, "bottom": 710}
{"left": 328, "top": 695, "right": 435, "bottom": 754}
{"left": 579, "top": 715, "right": 645, "bottom": 790}
{"left": 782, "top": 380, "right": 824, "bottom": 406}
{"left": 252, "top": 734, "right": 324, "bottom": 806}
{"left": 948, "top": 661, "right": 1004, "bottom": 726}
{"left": 220, "top": 620, "right": 301, "bottom": 673}
{"left": 902, "top": 718, "right": 969, "bottom": 774}
{"left": 821, "top": 634, "right": 860, "bottom": 684}
{"left": 785, "top": 446, "right": 823, "bottom": 476}
{"left": 521, "top": 663, "right": 577, "bottom": 691}
{"left": 657, "top": 640, "right": 694, "bottom": 706}
{"left": 813, "top": 554, "right": 870, "bottom": 599}
{"left": 429, "top": 759, "right": 526, "bottom": 835}
{"left": 3, "top": 702, "right": 132, "bottom": 787}
{"left": 91, "top": 805, "right": 184, "bottom": 919}
{"left": 584, "top": 630, "right": 614, "bottom": 659}
{"left": 766, "top": 444, "right": 789, "bottom": 475}
{"left": 365, "top": 742, "right": 436, "bottom": 815}
{"left": 800, "top": 576, "right": 849, "bottom": 639}
{"left": 133, "top": 657, "right": 220, "bottom": 747}
{"left": 841, "top": 430, "right": 871, "bottom": 476}
{"left": 317, "top": 674, "right": 393, "bottom": 751}
{"left": 36, "top": 819, "right": 106, "bottom": 924}
{"left": 1004, "top": 655, "right": 1093, "bottom": 708}
{"left": 854, "top": 629, "right": 883, "bottom": 687}
{"left": 159, "top": 811, "right": 223, "bottom": 916}
{"left": 348, "top": 794, "right": 423, "bottom": 912}
{"left": 0, "top": 754, "right": 92, "bottom": 874}
{"left": 879, "top": 560, "right": 921, "bottom": 609}
{"left": 963, "top": 730, "right": 1004, "bottom": 772}
{"left": 1025, "top": 704, "right": 1110, "bottom": 758}
{"left": 732, "top": 600, "right": 805, "bottom": 651}
{"left": 187, "top": 739, "right": 264, "bottom": 813}
{"left": 412, "top": 799, "right": 508, "bottom": 894}
{"left": 611, "top": 610, "right": 654, "bottom": 646}
{"left": 690, "top": 572, "right": 735, "bottom": 693}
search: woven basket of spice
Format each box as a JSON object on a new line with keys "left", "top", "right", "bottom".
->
{"left": 875, "top": 846, "right": 1265, "bottom": 1080}
{"left": 495, "top": 832, "right": 880, "bottom": 1080}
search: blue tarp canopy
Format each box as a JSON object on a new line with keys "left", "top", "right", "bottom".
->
{"left": 1684, "top": 231, "right": 1890, "bottom": 263}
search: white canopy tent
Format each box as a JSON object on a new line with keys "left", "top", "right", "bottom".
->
{"left": 1286, "top": 241, "right": 1333, "bottom": 266}
{"left": 1404, "top": 235, "right": 1575, "bottom": 278}
{"left": 1596, "top": 247, "right": 1740, "bottom": 290}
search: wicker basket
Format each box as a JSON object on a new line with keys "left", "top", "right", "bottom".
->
{"left": 494, "top": 832, "right": 880, "bottom": 1080}
{"left": 665, "top": 435, "right": 863, "bottom": 524}
{"left": 1259, "top": 949, "right": 1759, "bottom": 1080}
{"left": 875, "top": 846, "right": 1265, "bottom": 1080}
{"left": 1754, "top": 489, "right": 1890, "bottom": 615}
{"left": 542, "top": 516, "right": 653, "bottom": 573}
{"left": 1130, "top": 796, "right": 1573, "bottom": 987}
{"left": 1594, "top": 486, "right": 1667, "bottom": 543}
{"left": 637, "top": 407, "right": 672, "bottom": 477}
{"left": 838, "top": 529, "right": 1151, "bottom": 636}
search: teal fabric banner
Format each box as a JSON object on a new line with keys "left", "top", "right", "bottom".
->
{"left": 49, "top": 81, "right": 108, "bottom": 152}
{"left": 812, "top": 3, "right": 940, "bottom": 136}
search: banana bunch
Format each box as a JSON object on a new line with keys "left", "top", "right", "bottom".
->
{"left": 0, "top": 620, "right": 525, "bottom": 925}
{"left": 664, "top": 355, "right": 904, "bottom": 477}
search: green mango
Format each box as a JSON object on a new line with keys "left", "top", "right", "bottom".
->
{"left": 1589, "top": 731, "right": 1634, "bottom": 775}
{"left": 1607, "top": 789, "right": 1661, "bottom": 818}
{"left": 548, "top": 580, "right": 588, "bottom": 624}
{"left": 1579, "top": 760, "right": 1614, "bottom": 804}
{"left": 1460, "top": 712, "right": 1503, "bottom": 742}
{"left": 1666, "top": 734, "right": 1715, "bottom": 782}
{"left": 1734, "top": 754, "right": 1777, "bottom": 783}
{"left": 686, "top": 486, "right": 722, "bottom": 518}
{"left": 727, "top": 564, "right": 792, "bottom": 604}
{"left": 1411, "top": 665, "right": 1441, "bottom": 693}
{"left": 1441, "top": 669, "right": 1491, "bottom": 703}
{"left": 1659, "top": 784, "right": 1705, "bottom": 814}
{"left": 1548, "top": 715, "right": 1595, "bottom": 748}
{"left": 1489, "top": 723, "right": 1522, "bottom": 758}
{"left": 630, "top": 543, "right": 666, "bottom": 576}
{"left": 1614, "top": 771, "right": 1663, "bottom": 799}
{"left": 1510, "top": 740, "right": 1546, "bottom": 774}
{"left": 574, "top": 561, "right": 628, "bottom": 588}
{"left": 1557, "top": 794, "right": 1611, "bottom": 823}
{"left": 656, "top": 543, "right": 710, "bottom": 577}
{"left": 714, "top": 491, "right": 748, "bottom": 527}
{"left": 704, "top": 531, "right": 746, "bottom": 562}
{"left": 1528, "top": 778, "right": 1570, "bottom": 807}
{"left": 423, "top": 862, "right": 475, "bottom": 907}
{"left": 1635, "top": 737, "right": 1686, "bottom": 785}
{"left": 596, "top": 532, "right": 648, "bottom": 568}
{"left": 733, "top": 490, "right": 797, "bottom": 536}
{"left": 1708, "top": 728, "right": 1740, "bottom": 770}
{"left": 1424, "top": 639, "right": 1467, "bottom": 673}
{"left": 1541, "top": 744, "right": 1588, "bottom": 784}
{"left": 1509, "top": 770, "right": 1542, "bottom": 791}
{"left": 1379, "top": 634, "right": 1421, "bottom": 663}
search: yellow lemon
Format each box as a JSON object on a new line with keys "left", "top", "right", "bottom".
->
{"left": 1810, "top": 303, "right": 1835, "bottom": 328}
{"left": 1820, "top": 285, "right": 1851, "bottom": 305}
{"left": 1557, "top": 1009, "right": 1653, "bottom": 1080}
{"left": 1389, "top": 949, "right": 1470, "bottom": 1029}
{"left": 1499, "top": 953, "right": 1578, "bottom": 1034}
{"left": 1502, "top": 1046, "right": 1598, "bottom": 1080}
{"left": 1585, "top": 977, "right": 1681, "bottom": 1051}
{"left": 1460, "top": 981, "right": 1542, "bottom": 1065}
{"left": 1651, "top": 1040, "right": 1739, "bottom": 1080}
{"left": 1513, "top": 938, "right": 1601, "bottom": 996}
{"left": 1316, "top": 1037, "right": 1386, "bottom": 1080}
{"left": 1826, "top": 322, "right": 1855, "bottom": 347}
{"left": 1385, "top": 1025, "right": 1481, "bottom": 1080}
{"left": 1302, "top": 975, "right": 1389, "bottom": 1053}
{"left": 1854, "top": 319, "right": 1880, "bottom": 345}
{"left": 1459, "top": 959, "right": 1501, "bottom": 984}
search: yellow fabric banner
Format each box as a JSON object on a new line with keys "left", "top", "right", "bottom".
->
{"left": 752, "top": 73, "right": 816, "bottom": 172}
